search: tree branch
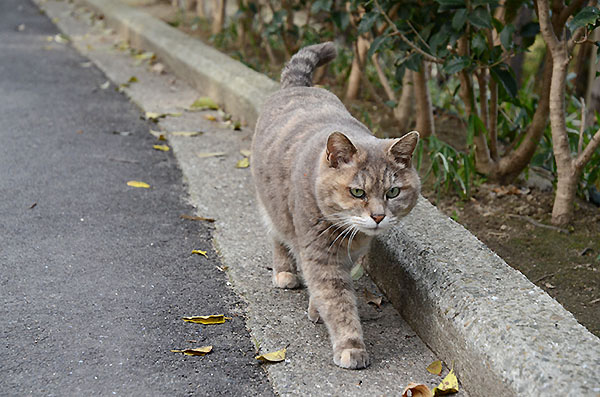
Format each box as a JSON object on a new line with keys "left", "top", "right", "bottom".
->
{"left": 371, "top": 53, "right": 396, "bottom": 101}
{"left": 374, "top": 0, "right": 444, "bottom": 64}
{"left": 575, "top": 125, "right": 600, "bottom": 170}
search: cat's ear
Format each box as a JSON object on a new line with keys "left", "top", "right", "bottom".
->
{"left": 326, "top": 132, "right": 357, "bottom": 168}
{"left": 388, "top": 131, "right": 419, "bottom": 168}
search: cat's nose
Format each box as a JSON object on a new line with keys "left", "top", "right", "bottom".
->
{"left": 371, "top": 214, "right": 385, "bottom": 224}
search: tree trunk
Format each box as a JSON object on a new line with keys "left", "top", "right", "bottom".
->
{"left": 212, "top": 0, "right": 226, "bottom": 35}
{"left": 413, "top": 63, "right": 434, "bottom": 137}
{"left": 345, "top": 35, "right": 369, "bottom": 100}
{"left": 394, "top": 71, "right": 414, "bottom": 132}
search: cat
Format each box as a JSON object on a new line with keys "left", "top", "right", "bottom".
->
{"left": 251, "top": 42, "right": 421, "bottom": 369}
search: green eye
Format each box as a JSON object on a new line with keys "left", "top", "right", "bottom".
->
{"left": 350, "top": 188, "right": 366, "bottom": 199}
{"left": 386, "top": 187, "right": 401, "bottom": 199}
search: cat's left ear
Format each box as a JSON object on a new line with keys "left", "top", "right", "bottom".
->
{"left": 388, "top": 131, "right": 419, "bottom": 168}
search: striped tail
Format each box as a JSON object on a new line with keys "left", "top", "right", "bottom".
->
{"left": 280, "top": 42, "right": 337, "bottom": 89}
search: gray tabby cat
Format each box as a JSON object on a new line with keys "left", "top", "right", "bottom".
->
{"left": 251, "top": 42, "right": 421, "bottom": 369}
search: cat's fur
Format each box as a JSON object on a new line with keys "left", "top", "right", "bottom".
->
{"left": 251, "top": 42, "right": 421, "bottom": 369}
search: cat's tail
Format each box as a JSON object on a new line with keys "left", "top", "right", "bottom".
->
{"left": 280, "top": 42, "right": 337, "bottom": 89}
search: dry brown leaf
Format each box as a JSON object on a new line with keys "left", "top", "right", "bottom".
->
{"left": 427, "top": 360, "right": 443, "bottom": 375}
{"left": 171, "top": 346, "right": 212, "bottom": 356}
{"left": 182, "top": 315, "right": 231, "bottom": 324}
{"left": 180, "top": 214, "right": 216, "bottom": 222}
{"left": 364, "top": 288, "right": 383, "bottom": 308}
{"left": 402, "top": 383, "right": 433, "bottom": 397}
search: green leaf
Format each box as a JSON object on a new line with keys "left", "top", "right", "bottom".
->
{"left": 491, "top": 64, "right": 518, "bottom": 98}
{"left": 472, "top": 33, "right": 487, "bottom": 56}
{"left": 405, "top": 53, "right": 423, "bottom": 72}
{"left": 467, "top": 114, "right": 486, "bottom": 147}
{"left": 443, "top": 56, "right": 470, "bottom": 74}
{"left": 500, "top": 24, "right": 515, "bottom": 50}
{"left": 452, "top": 9, "right": 468, "bottom": 31}
{"left": 568, "top": 6, "right": 600, "bottom": 33}
{"left": 468, "top": 7, "right": 492, "bottom": 29}
{"left": 435, "top": 0, "right": 466, "bottom": 11}
{"left": 311, "top": 0, "right": 333, "bottom": 13}
{"left": 368, "top": 35, "right": 388, "bottom": 59}
{"left": 358, "top": 12, "right": 379, "bottom": 34}
{"left": 190, "top": 97, "right": 219, "bottom": 110}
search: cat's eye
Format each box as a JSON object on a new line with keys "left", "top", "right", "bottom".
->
{"left": 350, "top": 188, "right": 366, "bottom": 199}
{"left": 386, "top": 187, "right": 401, "bottom": 199}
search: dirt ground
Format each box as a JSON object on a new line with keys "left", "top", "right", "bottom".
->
{"left": 133, "top": 2, "right": 600, "bottom": 337}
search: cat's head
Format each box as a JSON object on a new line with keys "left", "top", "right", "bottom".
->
{"left": 316, "top": 131, "right": 420, "bottom": 236}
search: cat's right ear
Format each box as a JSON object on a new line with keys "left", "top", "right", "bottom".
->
{"left": 326, "top": 132, "right": 357, "bottom": 168}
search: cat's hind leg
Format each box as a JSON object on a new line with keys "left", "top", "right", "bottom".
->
{"left": 272, "top": 241, "right": 300, "bottom": 289}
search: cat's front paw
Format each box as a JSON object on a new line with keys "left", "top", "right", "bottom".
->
{"left": 333, "top": 348, "right": 370, "bottom": 370}
{"left": 272, "top": 271, "right": 300, "bottom": 289}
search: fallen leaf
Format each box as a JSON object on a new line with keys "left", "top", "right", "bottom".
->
{"left": 29, "top": 202, "right": 37, "bottom": 209}
{"left": 149, "top": 130, "right": 167, "bottom": 140}
{"left": 17, "top": 24, "right": 25, "bottom": 32}
{"left": 170, "top": 131, "right": 203, "bottom": 137}
{"left": 145, "top": 112, "right": 182, "bottom": 121}
{"left": 76, "top": 129, "right": 84, "bottom": 134}
{"left": 255, "top": 347, "right": 286, "bottom": 363}
{"left": 204, "top": 114, "right": 217, "bottom": 121}
{"left": 151, "top": 62, "right": 165, "bottom": 74}
{"left": 182, "top": 315, "right": 231, "bottom": 324}
{"left": 127, "top": 76, "right": 138, "bottom": 83}
{"left": 197, "top": 152, "right": 226, "bottom": 158}
{"left": 216, "top": 265, "right": 229, "bottom": 272}
{"left": 115, "top": 40, "right": 129, "bottom": 51}
{"left": 402, "top": 383, "right": 433, "bottom": 397}
{"left": 433, "top": 369, "right": 459, "bottom": 396}
{"left": 127, "top": 181, "right": 150, "bottom": 188}
{"left": 191, "top": 249, "right": 208, "bottom": 257}
{"left": 112, "top": 130, "right": 133, "bottom": 136}
{"left": 236, "top": 157, "right": 250, "bottom": 168}
{"left": 180, "top": 215, "right": 216, "bottom": 222}
{"left": 134, "top": 51, "right": 154, "bottom": 61}
{"left": 171, "top": 346, "right": 212, "bottom": 356}
{"left": 351, "top": 263, "right": 364, "bottom": 281}
{"left": 232, "top": 120, "right": 242, "bottom": 130}
{"left": 189, "top": 97, "right": 219, "bottom": 110}
{"left": 427, "top": 360, "right": 443, "bottom": 376}
{"left": 364, "top": 289, "right": 383, "bottom": 308}
{"left": 53, "top": 33, "right": 69, "bottom": 44}
{"left": 153, "top": 144, "right": 170, "bottom": 152}
{"left": 100, "top": 81, "right": 110, "bottom": 90}
{"left": 240, "top": 149, "right": 251, "bottom": 157}
{"left": 80, "top": 61, "right": 92, "bottom": 68}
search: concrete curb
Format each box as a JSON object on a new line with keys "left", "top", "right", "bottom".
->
{"left": 75, "top": 1, "right": 600, "bottom": 395}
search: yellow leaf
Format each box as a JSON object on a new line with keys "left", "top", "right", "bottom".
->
{"left": 240, "top": 149, "right": 251, "bottom": 157}
{"left": 171, "top": 346, "right": 212, "bottom": 356}
{"left": 255, "top": 347, "right": 286, "bottom": 363}
{"left": 433, "top": 369, "right": 459, "bottom": 396}
{"left": 153, "top": 144, "right": 170, "bottom": 152}
{"left": 149, "top": 130, "right": 167, "bottom": 141}
{"left": 182, "top": 315, "right": 231, "bottom": 324}
{"left": 127, "top": 76, "right": 138, "bottom": 83}
{"left": 170, "top": 131, "right": 203, "bottom": 137}
{"left": 236, "top": 157, "right": 250, "bottom": 168}
{"left": 134, "top": 51, "right": 154, "bottom": 61}
{"left": 127, "top": 181, "right": 150, "bottom": 188}
{"left": 204, "top": 114, "right": 217, "bottom": 121}
{"left": 191, "top": 249, "right": 208, "bottom": 257}
{"left": 189, "top": 97, "right": 219, "bottom": 110}
{"left": 402, "top": 383, "right": 433, "bottom": 397}
{"left": 145, "top": 112, "right": 182, "bottom": 121}
{"left": 427, "top": 360, "right": 443, "bottom": 376}
{"left": 197, "top": 152, "right": 226, "bottom": 158}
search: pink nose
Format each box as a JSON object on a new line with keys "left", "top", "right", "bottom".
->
{"left": 371, "top": 214, "right": 385, "bottom": 224}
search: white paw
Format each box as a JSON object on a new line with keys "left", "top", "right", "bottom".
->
{"left": 334, "top": 348, "right": 370, "bottom": 370}
{"left": 273, "top": 271, "right": 300, "bottom": 289}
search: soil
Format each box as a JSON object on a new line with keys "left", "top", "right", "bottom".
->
{"left": 131, "top": 2, "right": 600, "bottom": 337}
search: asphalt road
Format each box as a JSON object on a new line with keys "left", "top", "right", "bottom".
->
{"left": 0, "top": 1, "right": 273, "bottom": 395}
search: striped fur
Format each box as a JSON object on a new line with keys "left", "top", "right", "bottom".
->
{"left": 280, "top": 42, "right": 337, "bottom": 89}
